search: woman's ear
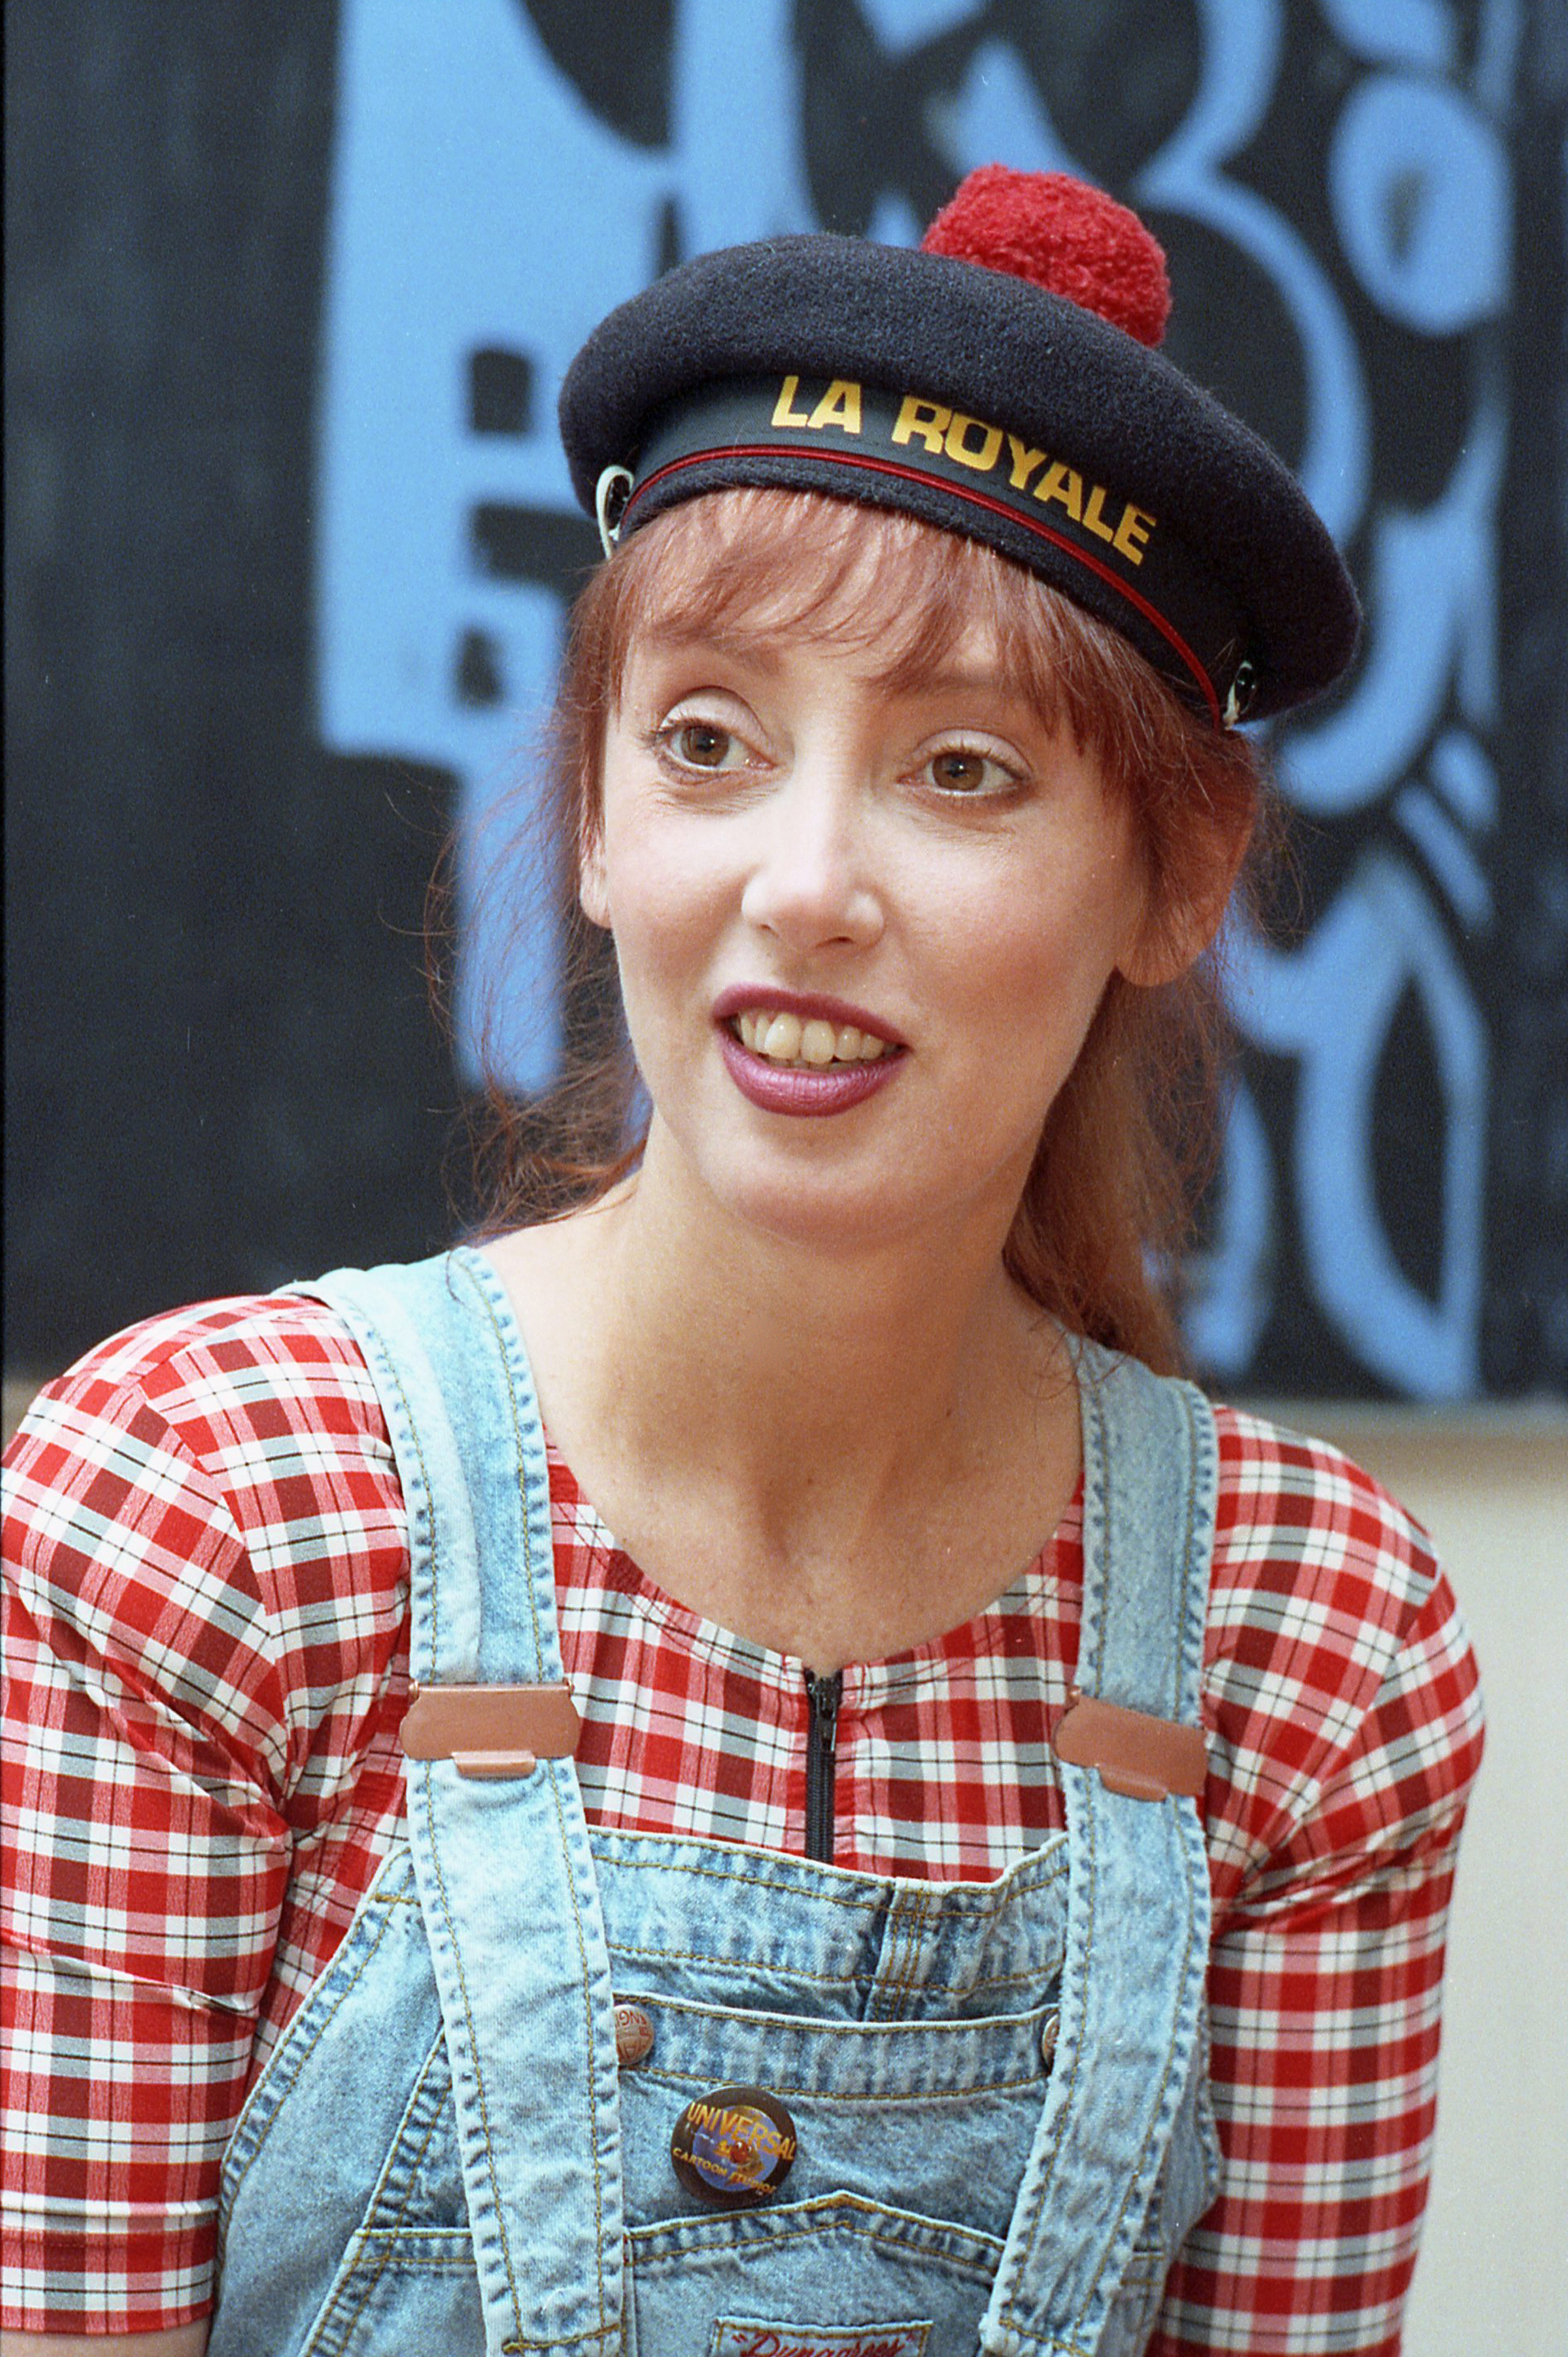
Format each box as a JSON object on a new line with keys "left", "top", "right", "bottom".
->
{"left": 578, "top": 825, "right": 611, "bottom": 931}
{"left": 1117, "top": 800, "right": 1254, "bottom": 987}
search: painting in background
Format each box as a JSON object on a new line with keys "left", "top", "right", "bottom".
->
{"left": 7, "top": 0, "right": 1565, "bottom": 1397}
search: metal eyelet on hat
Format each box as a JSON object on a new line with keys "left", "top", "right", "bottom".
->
{"left": 670, "top": 2083, "right": 798, "bottom": 2206}
{"left": 595, "top": 463, "right": 634, "bottom": 557}
{"left": 1223, "top": 658, "right": 1259, "bottom": 727}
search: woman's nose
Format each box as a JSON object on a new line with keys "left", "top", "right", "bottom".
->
{"left": 737, "top": 768, "right": 884, "bottom": 951}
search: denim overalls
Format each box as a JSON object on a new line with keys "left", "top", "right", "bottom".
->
{"left": 210, "top": 1247, "right": 1219, "bottom": 2357}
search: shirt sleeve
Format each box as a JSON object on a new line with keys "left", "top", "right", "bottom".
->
{"left": 1155, "top": 1411, "right": 1486, "bottom": 2356}
{"left": 1, "top": 1297, "right": 408, "bottom": 2335}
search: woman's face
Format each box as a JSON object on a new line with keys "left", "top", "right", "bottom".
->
{"left": 583, "top": 581, "right": 1157, "bottom": 1259}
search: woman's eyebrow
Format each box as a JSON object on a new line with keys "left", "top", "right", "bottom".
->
{"left": 636, "top": 620, "right": 784, "bottom": 672}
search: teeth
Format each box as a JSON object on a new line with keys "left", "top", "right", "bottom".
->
{"left": 734, "top": 1010, "right": 891, "bottom": 1066}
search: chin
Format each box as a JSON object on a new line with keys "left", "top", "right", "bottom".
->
{"left": 712, "top": 1164, "right": 914, "bottom": 1257}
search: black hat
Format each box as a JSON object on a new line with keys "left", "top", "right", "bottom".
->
{"left": 558, "top": 169, "right": 1360, "bottom": 728}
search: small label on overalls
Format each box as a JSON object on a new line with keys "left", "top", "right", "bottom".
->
{"left": 709, "top": 2323, "right": 932, "bottom": 2357}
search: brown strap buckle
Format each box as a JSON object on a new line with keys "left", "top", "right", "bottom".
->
{"left": 1053, "top": 1688, "right": 1207, "bottom": 1803}
{"left": 400, "top": 1682, "right": 581, "bottom": 1780}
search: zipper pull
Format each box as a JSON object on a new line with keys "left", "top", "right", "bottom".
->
{"left": 802, "top": 1668, "right": 843, "bottom": 1864}
{"left": 810, "top": 1670, "right": 841, "bottom": 1758}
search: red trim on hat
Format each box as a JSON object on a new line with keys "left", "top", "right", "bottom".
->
{"left": 624, "top": 445, "right": 1222, "bottom": 727}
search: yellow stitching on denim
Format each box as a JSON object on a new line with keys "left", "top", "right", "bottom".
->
{"left": 454, "top": 1250, "right": 550, "bottom": 1671}
{"left": 1178, "top": 1383, "right": 1211, "bottom": 1716}
{"left": 344, "top": 1284, "right": 444, "bottom": 1680}
{"left": 869, "top": 1887, "right": 913, "bottom": 2023}
{"left": 599, "top": 1840, "right": 1069, "bottom": 1918}
{"left": 1084, "top": 1377, "right": 1110, "bottom": 1694}
{"left": 379, "top": 2026, "right": 452, "bottom": 2231}
{"left": 458, "top": 1253, "right": 615, "bottom": 2337}
{"left": 877, "top": 1885, "right": 928, "bottom": 2025}
{"left": 498, "top": 2329, "right": 623, "bottom": 2353}
{"left": 217, "top": 1867, "right": 403, "bottom": 2258}
{"left": 628, "top": 2208, "right": 1001, "bottom": 2287}
{"left": 605, "top": 1931, "right": 1056, "bottom": 2001}
{"left": 614, "top": 1990, "right": 1058, "bottom": 2041}
{"left": 999, "top": 1762, "right": 1097, "bottom": 2329}
{"left": 322, "top": 2030, "right": 454, "bottom": 2353}
{"left": 376, "top": 1287, "right": 531, "bottom": 2341}
{"left": 1005, "top": 1377, "right": 1213, "bottom": 2341}
{"left": 1058, "top": 1384, "right": 1211, "bottom": 2334}
{"left": 1070, "top": 1802, "right": 1203, "bottom": 2336}
{"left": 628, "top": 2064, "right": 1045, "bottom": 2101}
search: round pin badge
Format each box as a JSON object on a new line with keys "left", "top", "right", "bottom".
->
{"left": 670, "top": 2083, "right": 798, "bottom": 2206}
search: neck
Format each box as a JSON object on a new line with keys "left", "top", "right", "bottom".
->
{"left": 578, "top": 1121, "right": 1059, "bottom": 1516}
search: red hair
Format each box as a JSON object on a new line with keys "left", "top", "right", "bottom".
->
{"left": 467, "top": 489, "right": 1268, "bottom": 1373}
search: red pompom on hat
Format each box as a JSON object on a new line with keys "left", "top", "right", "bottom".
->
{"left": 922, "top": 166, "right": 1171, "bottom": 349}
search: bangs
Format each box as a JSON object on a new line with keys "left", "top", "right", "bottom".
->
{"left": 599, "top": 486, "right": 1108, "bottom": 751}
{"left": 566, "top": 482, "right": 1263, "bottom": 941}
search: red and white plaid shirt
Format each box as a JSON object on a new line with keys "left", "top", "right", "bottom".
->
{"left": 2, "top": 1289, "right": 1483, "bottom": 2351}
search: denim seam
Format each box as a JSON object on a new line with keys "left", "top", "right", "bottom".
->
{"left": 1082, "top": 1375, "right": 1110, "bottom": 1695}
{"left": 216, "top": 1871, "right": 403, "bottom": 2257}
{"left": 865, "top": 1887, "right": 917, "bottom": 2022}
{"left": 996, "top": 1761, "right": 1096, "bottom": 2333}
{"left": 996, "top": 1365, "right": 1215, "bottom": 2345}
{"left": 606, "top": 1933, "right": 1055, "bottom": 2000}
{"left": 1069, "top": 1802, "right": 1202, "bottom": 2337}
{"left": 371, "top": 1318, "right": 531, "bottom": 2341}
{"left": 498, "top": 2328, "right": 623, "bottom": 2353}
{"left": 629, "top": 2216, "right": 1002, "bottom": 2286}
{"left": 312, "top": 2036, "right": 463, "bottom": 2357}
{"left": 889, "top": 1888, "right": 934, "bottom": 2025}
{"left": 351, "top": 1311, "right": 530, "bottom": 2343}
{"left": 452, "top": 1251, "right": 549, "bottom": 1672}
{"left": 458, "top": 1254, "right": 615, "bottom": 2341}
{"left": 630, "top": 2066, "right": 1046, "bottom": 2102}
{"left": 616, "top": 1994, "right": 1059, "bottom": 2041}
{"left": 382, "top": 2031, "right": 452, "bottom": 2228}
{"left": 600, "top": 1844, "right": 1069, "bottom": 1914}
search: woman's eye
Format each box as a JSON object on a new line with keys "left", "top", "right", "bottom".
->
{"left": 664, "top": 718, "right": 741, "bottom": 769}
{"left": 924, "top": 746, "right": 1017, "bottom": 796}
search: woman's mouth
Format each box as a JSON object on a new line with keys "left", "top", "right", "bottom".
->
{"left": 731, "top": 1009, "right": 895, "bottom": 1069}
{"left": 715, "top": 1005, "right": 906, "bottom": 1118}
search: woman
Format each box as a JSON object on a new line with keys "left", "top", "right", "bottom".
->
{"left": 2, "top": 171, "right": 1483, "bottom": 2356}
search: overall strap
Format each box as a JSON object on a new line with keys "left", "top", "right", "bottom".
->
{"left": 302, "top": 1248, "right": 623, "bottom": 2357}
{"left": 980, "top": 1343, "right": 1217, "bottom": 2357}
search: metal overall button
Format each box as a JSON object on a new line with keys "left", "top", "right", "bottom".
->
{"left": 614, "top": 2002, "right": 655, "bottom": 2068}
{"left": 670, "top": 2082, "right": 798, "bottom": 2205}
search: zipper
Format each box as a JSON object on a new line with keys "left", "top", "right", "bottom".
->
{"left": 803, "top": 1668, "right": 842, "bottom": 1863}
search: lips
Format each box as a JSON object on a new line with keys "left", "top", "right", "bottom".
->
{"left": 717, "top": 1025, "right": 905, "bottom": 1117}
{"left": 709, "top": 984, "right": 908, "bottom": 1117}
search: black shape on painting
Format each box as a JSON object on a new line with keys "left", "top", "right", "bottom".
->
{"left": 470, "top": 347, "right": 534, "bottom": 435}
{"left": 471, "top": 503, "right": 600, "bottom": 593}
{"left": 517, "top": 0, "right": 672, "bottom": 148}
{"left": 1371, "top": 982, "right": 1445, "bottom": 1309}
{"left": 455, "top": 628, "right": 504, "bottom": 706}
